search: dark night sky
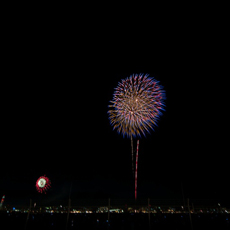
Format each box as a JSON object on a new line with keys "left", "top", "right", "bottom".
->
{"left": 1, "top": 10, "right": 228, "bottom": 206}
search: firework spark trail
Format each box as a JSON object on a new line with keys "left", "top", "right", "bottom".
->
{"left": 131, "top": 135, "right": 134, "bottom": 175}
{"left": 135, "top": 140, "right": 139, "bottom": 200}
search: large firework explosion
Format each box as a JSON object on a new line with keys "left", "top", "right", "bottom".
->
{"left": 108, "top": 73, "right": 165, "bottom": 138}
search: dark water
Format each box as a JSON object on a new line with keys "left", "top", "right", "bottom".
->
{"left": 0, "top": 212, "right": 229, "bottom": 230}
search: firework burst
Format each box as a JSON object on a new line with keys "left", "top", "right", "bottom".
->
{"left": 36, "top": 175, "right": 51, "bottom": 194}
{"left": 108, "top": 73, "right": 165, "bottom": 138}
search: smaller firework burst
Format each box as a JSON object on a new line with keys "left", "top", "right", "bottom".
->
{"left": 36, "top": 175, "right": 51, "bottom": 194}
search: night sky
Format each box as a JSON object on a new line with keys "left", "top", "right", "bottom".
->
{"left": 1, "top": 13, "right": 228, "bottom": 206}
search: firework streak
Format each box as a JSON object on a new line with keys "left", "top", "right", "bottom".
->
{"left": 108, "top": 73, "right": 165, "bottom": 138}
{"left": 135, "top": 140, "right": 139, "bottom": 200}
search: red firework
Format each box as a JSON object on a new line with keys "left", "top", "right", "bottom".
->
{"left": 135, "top": 140, "right": 139, "bottom": 200}
{"left": 36, "top": 175, "right": 51, "bottom": 193}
